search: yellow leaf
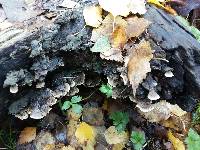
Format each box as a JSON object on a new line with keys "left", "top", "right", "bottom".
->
{"left": 18, "top": 127, "right": 36, "bottom": 145}
{"left": 147, "top": 0, "right": 177, "bottom": 15}
{"left": 83, "top": 6, "right": 103, "bottom": 28}
{"left": 147, "top": 0, "right": 165, "bottom": 8}
{"left": 127, "top": 40, "right": 153, "bottom": 96}
{"left": 167, "top": 130, "right": 185, "bottom": 150}
{"left": 111, "top": 26, "right": 127, "bottom": 49}
{"left": 104, "top": 126, "right": 129, "bottom": 145}
{"left": 75, "top": 122, "right": 95, "bottom": 144}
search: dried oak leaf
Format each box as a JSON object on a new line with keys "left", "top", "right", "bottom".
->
{"left": 98, "top": 0, "right": 146, "bottom": 17}
{"left": 83, "top": 6, "right": 103, "bottom": 28}
{"left": 104, "top": 126, "right": 129, "bottom": 145}
{"left": 127, "top": 41, "right": 153, "bottom": 96}
{"left": 167, "top": 130, "right": 185, "bottom": 150}
{"left": 136, "top": 100, "right": 187, "bottom": 123}
{"left": 18, "top": 127, "right": 36, "bottom": 145}
{"left": 125, "top": 16, "right": 151, "bottom": 39}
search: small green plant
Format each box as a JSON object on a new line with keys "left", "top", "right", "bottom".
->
{"left": 61, "top": 95, "right": 83, "bottom": 114}
{"left": 130, "top": 131, "right": 146, "bottom": 150}
{"left": 192, "top": 103, "right": 200, "bottom": 125}
{"left": 176, "top": 16, "right": 200, "bottom": 42}
{"left": 99, "top": 83, "right": 112, "bottom": 98}
{"left": 185, "top": 128, "right": 200, "bottom": 150}
{"left": 109, "top": 111, "right": 129, "bottom": 132}
{"left": 0, "top": 128, "right": 16, "bottom": 150}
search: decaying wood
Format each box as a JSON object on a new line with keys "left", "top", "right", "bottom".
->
{"left": 0, "top": 3, "right": 200, "bottom": 122}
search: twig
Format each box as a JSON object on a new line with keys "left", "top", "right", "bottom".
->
{"left": 153, "top": 57, "right": 169, "bottom": 62}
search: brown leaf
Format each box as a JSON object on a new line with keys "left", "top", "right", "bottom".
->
{"left": 104, "top": 126, "right": 128, "bottom": 145}
{"left": 125, "top": 16, "right": 151, "bottom": 39}
{"left": 127, "top": 40, "right": 153, "bottom": 95}
{"left": 161, "top": 113, "right": 191, "bottom": 133}
{"left": 18, "top": 127, "right": 36, "bottom": 145}
{"left": 111, "top": 26, "right": 127, "bottom": 49}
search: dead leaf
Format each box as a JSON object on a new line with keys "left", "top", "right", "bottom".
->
{"left": 100, "top": 48, "right": 123, "bottom": 62}
{"left": 137, "top": 100, "right": 187, "bottom": 123}
{"left": 98, "top": 0, "right": 146, "bottom": 17}
{"left": 62, "top": 145, "right": 75, "bottom": 150}
{"left": 161, "top": 113, "right": 191, "bottom": 133}
{"left": 91, "top": 14, "right": 127, "bottom": 42}
{"left": 18, "top": 127, "right": 36, "bottom": 145}
{"left": 75, "top": 122, "right": 96, "bottom": 144}
{"left": 111, "top": 26, "right": 127, "bottom": 49}
{"left": 167, "top": 130, "right": 185, "bottom": 150}
{"left": 127, "top": 40, "right": 153, "bottom": 96}
{"left": 147, "top": 0, "right": 165, "bottom": 8}
{"left": 83, "top": 6, "right": 103, "bottom": 28}
{"left": 147, "top": 0, "right": 177, "bottom": 14}
{"left": 125, "top": 16, "right": 151, "bottom": 39}
{"left": 67, "top": 120, "right": 79, "bottom": 147}
{"left": 43, "top": 144, "right": 55, "bottom": 150}
{"left": 112, "top": 143, "right": 125, "bottom": 150}
{"left": 104, "top": 126, "right": 128, "bottom": 145}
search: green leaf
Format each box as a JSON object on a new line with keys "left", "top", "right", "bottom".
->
{"left": 185, "top": 128, "right": 200, "bottom": 150}
{"left": 61, "top": 101, "right": 71, "bottom": 110}
{"left": 91, "top": 36, "right": 111, "bottom": 52}
{"left": 71, "top": 96, "right": 82, "bottom": 103}
{"left": 176, "top": 16, "right": 200, "bottom": 42}
{"left": 131, "top": 131, "right": 146, "bottom": 150}
{"left": 99, "top": 83, "right": 112, "bottom": 98}
{"left": 71, "top": 104, "right": 83, "bottom": 114}
{"left": 192, "top": 103, "right": 200, "bottom": 125}
{"left": 176, "top": 16, "right": 190, "bottom": 27}
{"left": 109, "top": 111, "right": 129, "bottom": 132}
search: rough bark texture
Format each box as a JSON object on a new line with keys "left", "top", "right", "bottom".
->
{"left": 0, "top": 2, "right": 200, "bottom": 122}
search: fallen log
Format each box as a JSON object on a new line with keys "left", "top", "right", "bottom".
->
{"left": 0, "top": 1, "right": 200, "bottom": 122}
